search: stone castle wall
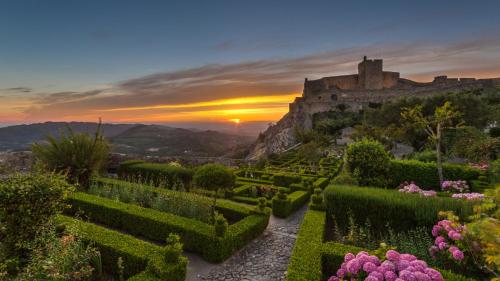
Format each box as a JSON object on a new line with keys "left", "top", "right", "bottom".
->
{"left": 246, "top": 57, "right": 500, "bottom": 160}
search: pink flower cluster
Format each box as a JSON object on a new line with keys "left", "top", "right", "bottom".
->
{"left": 451, "top": 193, "right": 485, "bottom": 200}
{"left": 429, "top": 219, "right": 465, "bottom": 262}
{"left": 328, "top": 250, "right": 444, "bottom": 281}
{"left": 441, "top": 180, "right": 469, "bottom": 193}
{"left": 398, "top": 182, "right": 437, "bottom": 197}
{"left": 469, "top": 162, "right": 488, "bottom": 171}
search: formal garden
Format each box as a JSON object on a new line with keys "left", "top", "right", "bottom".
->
{"left": 0, "top": 93, "right": 499, "bottom": 281}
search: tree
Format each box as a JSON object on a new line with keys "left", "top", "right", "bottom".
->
{"left": 401, "top": 101, "right": 463, "bottom": 186}
{"left": 193, "top": 164, "right": 235, "bottom": 220}
{"left": 31, "top": 121, "right": 110, "bottom": 190}
{"left": 297, "top": 142, "right": 322, "bottom": 172}
{"left": 345, "top": 139, "right": 391, "bottom": 187}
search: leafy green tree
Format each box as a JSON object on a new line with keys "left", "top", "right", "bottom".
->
{"left": 193, "top": 163, "right": 235, "bottom": 220}
{"left": 297, "top": 142, "right": 322, "bottom": 171}
{"left": 345, "top": 139, "right": 391, "bottom": 186}
{"left": 32, "top": 122, "right": 110, "bottom": 190}
{"left": 401, "top": 101, "right": 463, "bottom": 185}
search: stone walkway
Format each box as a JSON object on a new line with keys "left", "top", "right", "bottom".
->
{"left": 186, "top": 206, "right": 307, "bottom": 281}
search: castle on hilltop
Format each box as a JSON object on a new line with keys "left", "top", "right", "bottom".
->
{"left": 247, "top": 57, "right": 500, "bottom": 160}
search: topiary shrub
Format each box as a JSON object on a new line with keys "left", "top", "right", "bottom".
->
{"left": 345, "top": 139, "right": 391, "bottom": 187}
{"left": 163, "top": 234, "right": 183, "bottom": 263}
{"left": 194, "top": 163, "right": 235, "bottom": 220}
{"left": 256, "top": 197, "right": 267, "bottom": 213}
{"left": 311, "top": 188, "right": 323, "bottom": 205}
{"left": 276, "top": 187, "right": 288, "bottom": 200}
{"left": 214, "top": 213, "right": 228, "bottom": 237}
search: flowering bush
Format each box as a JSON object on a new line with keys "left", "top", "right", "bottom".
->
{"left": 428, "top": 218, "right": 466, "bottom": 263}
{"left": 328, "top": 250, "right": 444, "bottom": 281}
{"left": 441, "top": 180, "right": 469, "bottom": 193}
{"left": 469, "top": 162, "right": 488, "bottom": 171}
{"left": 451, "top": 193, "right": 485, "bottom": 200}
{"left": 398, "top": 182, "right": 437, "bottom": 197}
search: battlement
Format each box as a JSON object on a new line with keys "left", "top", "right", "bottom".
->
{"left": 304, "top": 56, "right": 399, "bottom": 95}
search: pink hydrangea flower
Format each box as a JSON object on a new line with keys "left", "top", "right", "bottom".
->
{"left": 336, "top": 268, "right": 346, "bottom": 278}
{"left": 437, "top": 242, "right": 448, "bottom": 250}
{"left": 431, "top": 225, "right": 441, "bottom": 237}
{"left": 385, "top": 270, "right": 398, "bottom": 281}
{"left": 344, "top": 252, "right": 355, "bottom": 262}
{"left": 424, "top": 268, "right": 444, "bottom": 281}
{"left": 327, "top": 277, "right": 340, "bottom": 281}
{"left": 368, "top": 271, "right": 384, "bottom": 281}
{"left": 346, "top": 258, "right": 361, "bottom": 274}
{"left": 414, "top": 271, "right": 432, "bottom": 281}
{"left": 386, "top": 250, "right": 400, "bottom": 261}
{"left": 434, "top": 236, "right": 445, "bottom": 246}
{"left": 399, "top": 270, "right": 416, "bottom": 281}
{"left": 400, "top": 254, "right": 417, "bottom": 262}
{"left": 363, "top": 262, "right": 378, "bottom": 273}
{"left": 451, "top": 249, "right": 464, "bottom": 261}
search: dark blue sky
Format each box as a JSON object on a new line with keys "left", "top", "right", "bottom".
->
{"left": 1, "top": 0, "right": 500, "bottom": 124}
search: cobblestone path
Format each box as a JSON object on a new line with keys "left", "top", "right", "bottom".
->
{"left": 186, "top": 206, "right": 307, "bottom": 281}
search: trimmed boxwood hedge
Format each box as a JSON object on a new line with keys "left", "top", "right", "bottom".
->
{"left": 324, "top": 185, "right": 476, "bottom": 234}
{"left": 273, "top": 173, "right": 302, "bottom": 187}
{"left": 389, "top": 160, "right": 481, "bottom": 190}
{"left": 313, "top": 177, "right": 329, "bottom": 189}
{"left": 67, "top": 192, "right": 269, "bottom": 262}
{"left": 272, "top": 191, "right": 310, "bottom": 218}
{"left": 287, "top": 210, "right": 325, "bottom": 281}
{"left": 118, "top": 160, "right": 193, "bottom": 188}
{"left": 286, "top": 210, "right": 475, "bottom": 281}
{"left": 57, "top": 215, "right": 187, "bottom": 281}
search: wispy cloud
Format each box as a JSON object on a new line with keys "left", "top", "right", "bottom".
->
{"left": 1, "top": 87, "right": 32, "bottom": 93}
{"left": 13, "top": 33, "right": 500, "bottom": 123}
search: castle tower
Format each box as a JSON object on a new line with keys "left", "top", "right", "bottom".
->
{"left": 358, "top": 56, "right": 383, "bottom": 90}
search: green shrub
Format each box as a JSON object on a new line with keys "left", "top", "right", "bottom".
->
{"left": 272, "top": 196, "right": 290, "bottom": 218}
{"left": 389, "top": 160, "right": 481, "bottom": 189}
{"left": 331, "top": 169, "right": 359, "bottom": 186}
{"left": 272, "top": 191, "right": 309, "bottom": 218}
{"left": 118, "top": 161, "right": 193, "bottom": 190}
{"left": 66, "top": 192, "right": 269, "bottom": 262}
{"left": 313, "top": 177, "right": 329, "bottom": 189}
{"left": 324, "top": 185, "right": 476, "bottom": 234}
{"left": 345, "top": 139, "right": 391, "bottom": 186}
{"left": 409, "top": 150, "right": 437, "bottom": 162}
{"left": 57, "top": 216, "right": 187, "bottom": 281}
{"left": 273, "top": 173, "right": 302, "bottom": 187}
{"left": 490, "top": 159, "right": 500, "bottom": 183}
{"left": 214, "top": 213, "right": 228, "bottom": 237}
{"left": 32, "top": 124, "right": 110, "bottom": 189}
{"left": 0, "top": 173, "right": 73, "bottom": 259}
{"left": 287, "top": 210, "right": 325, "bottom": 281}
{"left": 163, "top": 234, "right": 183, "bottom": 263}
{"left": 311, "top": 188, "right": 323, "bottom": 205}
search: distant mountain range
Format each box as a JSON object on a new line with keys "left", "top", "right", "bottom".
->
{"left": 0, "top": 122, "right": 255, "bottom": 157}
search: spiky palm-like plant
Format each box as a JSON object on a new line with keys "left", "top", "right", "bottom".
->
{"left": 32, "top": 122, "right": 110, "bottom": 190}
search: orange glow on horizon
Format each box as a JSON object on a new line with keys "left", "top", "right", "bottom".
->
{"left": 99, "top": 93, "right": 299, "bottom": 112}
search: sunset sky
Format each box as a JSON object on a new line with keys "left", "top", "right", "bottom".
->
{"left": 1, "top": 0, "right": 500, "bottom": 127}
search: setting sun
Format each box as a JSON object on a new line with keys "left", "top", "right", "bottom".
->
{"left": 229, "top": 118, "right": 241, "bottom": 124}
